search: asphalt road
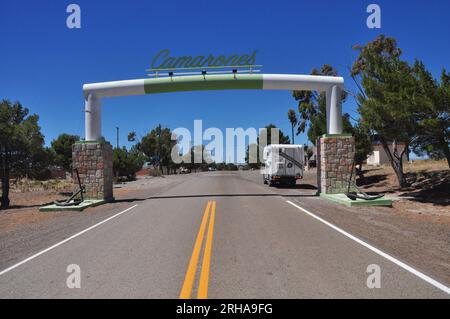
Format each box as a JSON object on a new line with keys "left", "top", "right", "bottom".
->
{"left": 0, "top": 172, "right": 448, "bottom": 298}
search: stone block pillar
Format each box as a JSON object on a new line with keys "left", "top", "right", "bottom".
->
{"left": 317, "top": 134, "right": 356, "bottom": 194}
{"left": 72, "top": 141, "right": 113, "bottom": 201}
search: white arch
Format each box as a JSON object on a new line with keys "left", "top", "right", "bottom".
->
{"left": 82, "top": 74, "right": 344, "bottom": 141}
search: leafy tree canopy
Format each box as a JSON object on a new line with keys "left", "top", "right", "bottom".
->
{"left": 138, "top": 124, "right": 177, "bottom": 171}
{"left": 293, "top": 64, "right": 353, "bottom": 145}
{"left": 409, "top": 61, "right": 450, "bottom": 166}
{"left": 113, "top": 146, "right": 146, "bottom": 180}
{"left": 351, "top": 35, "right": 421, "bottom": 187}
{"left": 0, "top": 99, "right": 48, "bottom": 209}
{"left": 51, "top": 133, "right": 80, "bottom": 171}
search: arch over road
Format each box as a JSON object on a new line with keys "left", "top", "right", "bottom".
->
{"left": 82, "top": 74, "right": 344, "bottom": 141}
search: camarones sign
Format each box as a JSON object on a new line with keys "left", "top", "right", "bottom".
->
{"left": 150, "top": 49, "right": 258, "bottom": 70}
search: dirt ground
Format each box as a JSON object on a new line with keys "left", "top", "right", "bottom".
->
{"left": 0, "top": 175, "right": 179, "bottom": 231}
{"left": 0, "top": 192, "right": 63, "bottom": 231}
{"left": 358, "top": 160, "right": 450, "bottom": 225}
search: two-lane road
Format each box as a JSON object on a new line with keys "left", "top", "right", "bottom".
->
{"left": 0, "top": 172, "right": 448, "bottom": 298}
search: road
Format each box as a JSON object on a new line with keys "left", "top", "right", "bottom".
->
{"left": 0, "top": 171, "right": 448, "bottom": 298}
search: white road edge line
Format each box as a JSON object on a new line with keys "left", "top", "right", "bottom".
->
{"left": 285, "top": 200, "right": 450, "bottom": 295}
{"left": 0, "top": 204, "right": 139, "bottom": 276}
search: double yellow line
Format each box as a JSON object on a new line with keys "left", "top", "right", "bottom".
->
{"left": 179, "top": 200, "right": 217, "bottom": 299}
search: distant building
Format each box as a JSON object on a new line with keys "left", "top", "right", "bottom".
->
{"left": 367, "top": 142, "right": 407, "bottom": 166}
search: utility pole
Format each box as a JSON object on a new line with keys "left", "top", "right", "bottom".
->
{"left": 157, "top": 124, "right": 162, "bottom": 172}
{"left": 116, "top": 126, "right": 119, "bottom": 149}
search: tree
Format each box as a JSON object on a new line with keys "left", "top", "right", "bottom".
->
{"left": 350, "top": 121, "right": 373, "bottom": 179}
{"left": 261, "top": 124, "right": 290, "bottom": 145}
{"left": 351, "top": 35, "right": 420, "bottom": 188}
{"left": 113, "top": 146, "right": 146, "bottom": 180}
{"left": 180, "top": 145, "right": 211, "bottom": 172}
{"left": 245, "top": 124, "right": 290, "bottom": 168}
{"left": 51, "top": 133, "right": 80, "bottom": 171}
{"left": 352, "top": 123, "right": 372, "bottom": 167}
{"left": 287, "top": 109, "right": 298, "bottom": 144}
{"left": 138, "top": 124, "right": 177, "bottom": 174}
{"left": 127, "top": 131, "right": 137, "bottom": 142}
{"left": 292, "top": 64, "right": 353, "bottom": 145}
{"left": 29, "top": 147, "right": 55, "bottom": 180}
{"left": 0, "top": 100, "right": 46, "bottom": 209}
{"left": 410, "top": 61, "right": 450, "bottom": 167}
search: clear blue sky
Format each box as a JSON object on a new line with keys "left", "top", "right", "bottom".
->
{"left": 1, "top": 0, "right": 449, "bottom": 161}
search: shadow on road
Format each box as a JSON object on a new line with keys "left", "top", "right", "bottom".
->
{"left": 4, "top": 202, "right": 54, "bottom": 210}
{"left": 113, "top": 192, "right": 318, "bottom": 203}
{"left": 274, "top": 184, "right": 317, "bottom": 190}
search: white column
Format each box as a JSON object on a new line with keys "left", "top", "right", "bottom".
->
{"left": 85, "top": 93, "right": 101, "bottom": 141}
{"left": 326, "top": 87, "right": 332, "bottom": 134}
{"left": 327, "top": 85, "right": 343, "bottom": 134}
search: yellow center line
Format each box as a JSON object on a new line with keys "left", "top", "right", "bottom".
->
{"left": 179, "top": 201, "right": 211, "bottom": 299}
{"left": 197, "top": 200, "right": 216, "bottom": 299}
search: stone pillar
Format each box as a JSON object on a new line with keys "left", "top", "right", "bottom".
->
{"left": 317, "top": 134, "right": 356, "bottom": 194}
{"left": 72, "top": 141, "right": 113, "bottom": 201}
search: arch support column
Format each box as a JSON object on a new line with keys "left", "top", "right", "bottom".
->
{"left": 317, "top": 134, "right": 355, "bottom": 194}
{"left": 72, "top": 141, "right": 113, "bottom": 201}
{"left": 326, "top": 85, "right": 343, "bottom": 135}
{"left": 76, "top": 95, "right": 113, "bottom": 201}
{"left": 85, "top": 94, "right": 102, "bottom": 141}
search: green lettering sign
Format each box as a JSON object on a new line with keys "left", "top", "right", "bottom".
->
{"left": 150, "top": 49, "right": 258, "bottom": 71}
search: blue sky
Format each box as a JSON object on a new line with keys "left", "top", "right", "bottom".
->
{"left": 1, "top": 0, "right": 449, "bottom": 162}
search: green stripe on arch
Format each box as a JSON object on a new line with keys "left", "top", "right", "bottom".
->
{"left": 143, "top": 74, "right": 263, "bottom": 94}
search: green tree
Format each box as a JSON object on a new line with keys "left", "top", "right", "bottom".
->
{"left": 127, "top": 131, "right": 137, "bottom": 142}
{"left": 113, "top": 146, "right": 146, "bottom": 180}
{"left": 352, "top": 123, "right": 373, "bottom": 167}
{"left": 29, "top": 147, "right": 55, "bottom": 180}
{"left": 292, "top": 64, "right": 353, "bottom": 145}
{"left": 351, "top": 35, "right": 419, "bottom": 188}
{"left": 0, "top": 100, "right": 47, "bottom": 209}
{"left": 410, "top": 61, "right": 450, "bottom": 167}
{"left": 245, "top": 124, "right": 290, "bottom": 168}
{"left": 287, "top": 109, "right": 298, "bottom": 144}
{"left": 138, "top": 124, "right": 176, "bottom": 174}
{"left": 261, "top": 124, "right": 290, "bottom": 145}
{"left": 50, "top": 133, "right": 80, "bottom": 171}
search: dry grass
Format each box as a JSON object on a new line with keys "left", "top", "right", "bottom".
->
{"left": 363, "top": 159, "right": 447, "bottom": 177}
{"left": 354, "top": 160, "right": 449, "bottom": 226}
{"left": 0, "top": 179, "right": 74, "bottom": 231}
{"left": 360, "top": 160, "right": 449, "bottom": 211}
{"left": 9, "top": 178, "right": 73, "bottom": 193}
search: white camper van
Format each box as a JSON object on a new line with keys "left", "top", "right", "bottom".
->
{"left": 262, "top": 144, "right": 304, "bottom": 187}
